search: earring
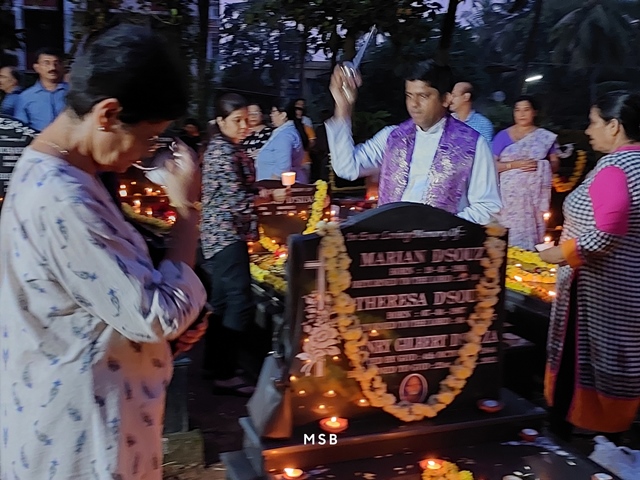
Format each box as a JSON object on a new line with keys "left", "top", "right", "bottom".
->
{"left": 98, "top": 126, "right": 106, "bottom": 131}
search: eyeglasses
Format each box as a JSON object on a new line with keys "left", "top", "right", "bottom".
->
{"left": 132, "top": 137, "right": 177, "bottom": 171}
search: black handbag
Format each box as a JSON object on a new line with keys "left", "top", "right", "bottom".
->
{"left": 246, "top": 351, "right": 292, "bottom": 439}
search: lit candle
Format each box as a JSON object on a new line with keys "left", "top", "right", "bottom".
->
{"left": 543, "top": 212, "right": 551, "bottom": 221}
{"left": 419, "top": 459, "right": 443, "bottom": 471}
{"left": 548, "top": 290, "right": 556, "bottom": 297}
{"left": 369, "top": 329, "right": 378, "bottom": 337}
{"left": 330, "top": 204, "right": 340, "bottom": 219}
{"left": 119, "top": 189, "right": 128, "bottom": 198}
{"left": 544, "top": 235, "right": 552, "bottom": 243}
{"left": 332, "top": 356, "right": 340, "bottom": 361}
{"left": 319, "top": 416, "right": 349, "bottom": 433}
{"left": 282, "top": 467, "right": 304, "bottom": 479}
{"left": 297, "top": 390, "right": 307, "bottom": 397}
{"left": 357, "top": 398, "right": 369, "bottom": 407}
{"left": 281, "top": 172, "right": 296, "bottom": 186}
{"left": 324, "top": 390, "right": 336, "bottom": 398}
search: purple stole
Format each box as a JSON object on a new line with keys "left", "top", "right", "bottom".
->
{"left": 378, "top": 116, "right": 479, "bottom": 213}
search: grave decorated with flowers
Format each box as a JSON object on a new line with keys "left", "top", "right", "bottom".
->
{"left": 218, "top": 203, "right": 615, "bottom": 480}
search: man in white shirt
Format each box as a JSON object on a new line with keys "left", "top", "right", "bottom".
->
{"left": 326, "top": 61, "right": 501, "bottom": 225}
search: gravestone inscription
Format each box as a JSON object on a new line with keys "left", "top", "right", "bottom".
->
{"left": 283, "top": 203, "right": 507, "bottom": 425}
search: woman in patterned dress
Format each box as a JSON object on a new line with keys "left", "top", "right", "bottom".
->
{"left": 493, "top": 95, "right": 559, "bottom": 250}
{"left": 200, "top": 93, "right": 259, "bottom": 396}
{"left": 540, "top": 91, "right": 640, "bottom": 440}
{"left": 241, "top": 103, "right": 272, "bottom": 161}
{"left": 0, "top": 25, "right": 207, "bottom": 480}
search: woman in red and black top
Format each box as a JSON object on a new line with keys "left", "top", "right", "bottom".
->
{"left": 200, "top": 93, "right": 258, "bottom": 396}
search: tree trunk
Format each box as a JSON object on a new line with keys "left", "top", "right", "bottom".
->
{"left": 343, "top": 31, "right": 356, "bottom": 61}
{"left": 196, "top": 0, "right": 210, "bottom": 122}
{"left": 435, "top": 0, "right": 460, "bottom": 66}
{"left": 589, "top": 66, "right": 599, "bottom": 105}
{"left": 298, "top": 24, "right": 307, "bottom": 97}
{"left": 516, "top": 0, "right": 543, "bottom": 95}
{"left": 329, "top": 25, "right": 339, "bottom": 70}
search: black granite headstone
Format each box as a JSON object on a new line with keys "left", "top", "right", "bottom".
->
{"left": 283, "top": 202, "right": 507, "bottom": 425}
{"left": 255, "top": 179, "right": 324, "bottom": 247}
{"left": 0, "top": 116, "right": 37, "bottom": 210}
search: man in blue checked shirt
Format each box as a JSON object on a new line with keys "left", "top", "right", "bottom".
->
{"left": 449, "top": 81, "right": 494, "bottom": 145}
{"left": 14, "top": 47, "right": 68, "bottom": 131}
{"left": 0, "top": 66, "right": 23, "bottom": 117}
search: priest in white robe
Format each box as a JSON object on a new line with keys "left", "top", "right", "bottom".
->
{"left": 326, "top": 60, "right": 501, "bottom": 225}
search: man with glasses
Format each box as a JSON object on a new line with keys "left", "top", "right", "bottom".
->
{"left": 14, "top": 47, "right": 69, "bottom": 131}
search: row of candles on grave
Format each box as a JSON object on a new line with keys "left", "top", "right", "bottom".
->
{"left": 280, "top": 459, "right": 448, "bottom": 479}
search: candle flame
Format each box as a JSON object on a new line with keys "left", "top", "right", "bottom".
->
{"left": 330, "top": 416, "right": 337, "bottom": 422}
{"left": 543, "top": 212, "right": 551, "bottom": 221}
{"left": 544, "top": 236, "right": 552, "bottom": 243}
{"left": 549, "top": 291, "right": 556, "bottom": 296}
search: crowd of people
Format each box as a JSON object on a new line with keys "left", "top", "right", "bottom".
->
{"left": 1, "top": 21, "right": 640, "bottom": 480}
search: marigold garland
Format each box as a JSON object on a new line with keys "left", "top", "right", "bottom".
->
{"left": 316, "top": 220, "right": 506, "bottom": 422}
{"left": 121, "top": 203, "right": 172, "bottom": 231}
{"left": 258, "top": 180, "right": 328, "bottom": 249}
{"left": 553, "top": 150, "right": 587, "bottom": 193}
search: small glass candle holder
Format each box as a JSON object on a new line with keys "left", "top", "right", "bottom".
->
{"left": 419, "top": 459, "right": 444, "bottom": 471}
{"left": 319, "top": 416, "right": 349, "bottom": 434}
{"left": 281, "top": 172, "right": 296, "bottom": 186}
{"left": 282, "top": 467, "right": 305, "bottom": 479}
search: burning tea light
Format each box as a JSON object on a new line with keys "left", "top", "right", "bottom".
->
{"left": 544, "top": 235, "right": 552, "bottom": 243}
{"left": 548, "top": 290, "right": 556, "bottom": 297}
{"left": 281, "top": 172, "right": 296, "bottom": 186}
{"left": 297, "top": 390, "right": 307, "bottom": 397}
{"left": 357, "top": 398, "right": 370, "bottom": 407}
{"left": 319, "top": 416, "right": 348, "bottom": 433}
{"left": 332, "top": 356, "right": 340, "bottom": 361}
{"left": 420, "top": 459, "right": 443, "bottom": 471}
{"left": 283, "top": 468, "right": 304, "bottom": 479}
{"left": 543, "top": 212, "right": 551, "bottom": 221}
{"left": 324, "top": 390, "right": 337, "bottom": 398}
{"left": 370, "top": 329, "right": 378, "bottom": 336}
{"left": 314, "top": 404, "right": 328, "bottom": 414}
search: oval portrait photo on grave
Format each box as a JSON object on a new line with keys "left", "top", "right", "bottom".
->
{"left": 399, "top": 373, "right": 428, "bottom": 403}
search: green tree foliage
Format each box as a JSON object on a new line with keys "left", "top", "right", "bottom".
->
{"left": 219, "top": 1, "right": 304, "bottom": 98}
{"left": 249, "top": 0, "right": 442, "bottom": 65}
{"left": 550, "top": 0, "right": 635, "bottom": 102}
